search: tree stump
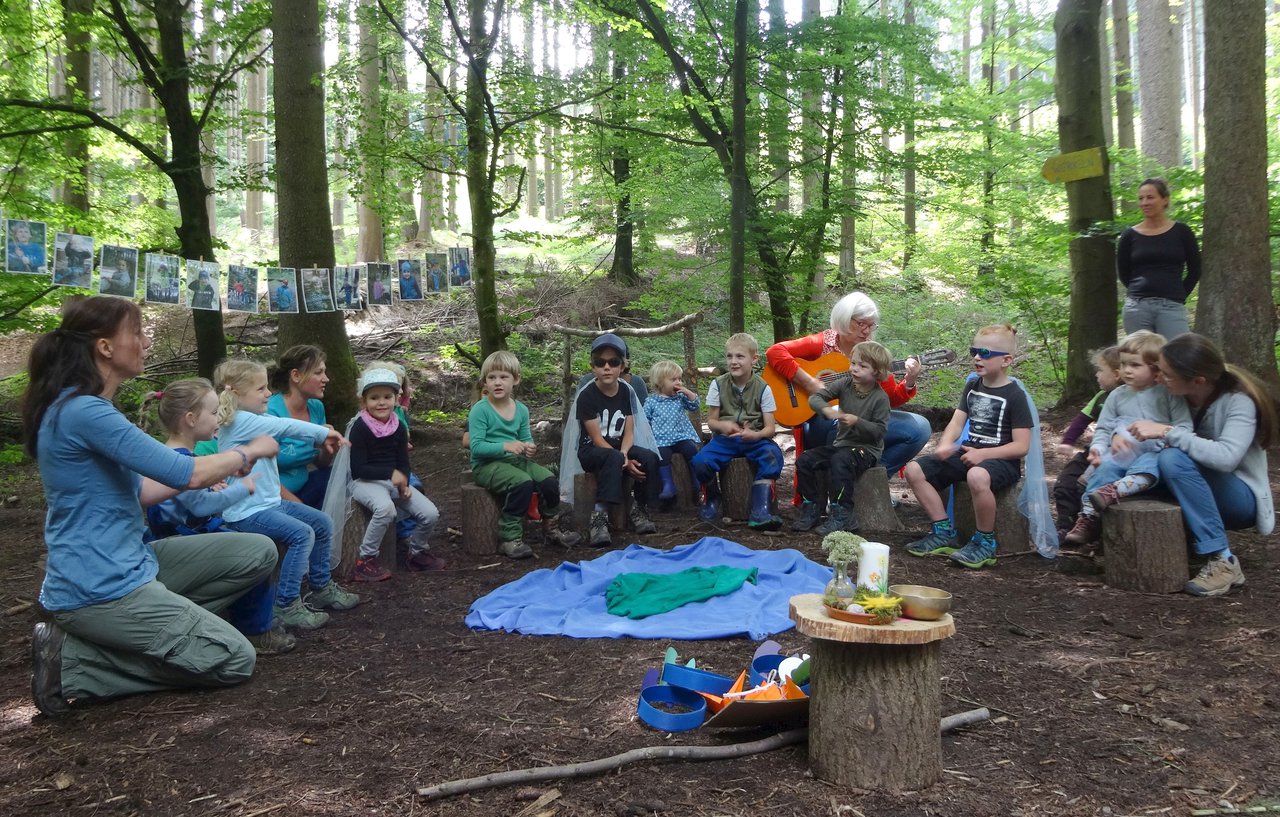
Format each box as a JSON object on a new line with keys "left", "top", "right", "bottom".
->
{"left": 337, "top": 502, "right": 400, "bottom": 580}
{"left": 572, "top": 472, "right": 629, "bottom": 535}
{"left": 669, "top": 452, "right": 699, "bottom": 511}
{"left": 460, "top": 484, "right": 501, "bottom": 556}
{"left": 952, "top": 482, "right": 1028, "bottom": 552}
{"left": 1102, "top": 499, "right": 1188, "bottom": 593}
{"left": 790, "top": 593, "right": 956, "bottom": 791}
{"left": 808, "top": 467, "right": 901, "bottom": 532}
{"left": 720, "top": 457, "right": 755, "bottom": 520}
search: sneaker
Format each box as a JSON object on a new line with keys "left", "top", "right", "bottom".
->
{"left": 906, "top": 531, "right": 960, "bottom": 557}
{"left": 791, "top": 501, "right": 825, "bottom": 532}
{"left": 1185, "top": 555, "right": 1246, "bottom": 597}
{"left": 698, "top": 497, "right": 722, "bottom": 523}
{"left": 1087, "top": 484, "right": 1120, "bottom": 515}
{"left": 949, "top": 535, "right": 998, "bottom": 569}
{"left": 499, "top": 538, "right": 535, "bottom": 559}
{"left": 353, "top": 556, "right": 392, "bottom": 583}
{"left": 304, "top": 581, "right": 362, "bottom": 611}
{"left": 1063, "top": 513, "right": 1101, "bottom": 546}
{"left": 816, "top": 504, "right": 859, "bottom": 536}
{"left": 276, "top": 598, "right": 330, "bottom": 631}
{"left": 589, "top": 511, "right": 612, "bottom": 547}
{"left": 248, "top": 620, "right": 297, "bottom": 656}
{"left": 406, "top": 550, "right": 447, "bottom": 572}
{"left": 31, "top": 622, "right": 69, "bottom": 717}
{"left": 628, "top": 503, "right": 657, "bottom": 535}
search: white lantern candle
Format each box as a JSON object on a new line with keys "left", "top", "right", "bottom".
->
{"left": 857, "top": 542, "right": 890, "bottom": 593}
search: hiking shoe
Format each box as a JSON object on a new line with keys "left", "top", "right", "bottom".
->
{"left": 276, "top": 598, "right": 329, "bottom": 631}
{"left": 628, "top": 503, "right": 657, "bottom": 535}
{"left": 589, "top": 511, "right": 612, "bottom": 547}
{"left": 906, "top": 531, "right": 960, "bottom": 557}
{"left": 1185, "top": 555, "right": 1246, "bottom": 597}
{"left": 542, "top": 511, "right": 581, "bottom": 548}
{"left": 304, "top": 581, "right": 362, "bottom": 611}
{"left": 407, "top": 550, "right": 447, "bottom": 572}
{"left": 698, "top": 497, "right": 722, "bottom": 523}
{"left": 816, "top": 504, "right": 859, "bottom": 536}
{"left": 31, "top": 622, "right": 69, "bottom": 717}
{"left": 1087, "top": 484, "right": 1121, "bottom": 515}
{"left": 353, "top": 556, "right": 392, "bottom": 583}
{"left": 791, "top": 501, "right": 825, "bottom": 532}
{"left": 949, "top": 535, "right": 998, "bottom": 569}
{"left": 1063, "top": 513, "right": 1101, "bottom": 546}
{"left": 248, "top": 620, "right": 297, "bottom": 656}
{"left": 499, "top": 538, "right": 534, "bottom": 559}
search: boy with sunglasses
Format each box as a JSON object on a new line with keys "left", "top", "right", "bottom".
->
{"left": 560, "top": 334, "right": 662, "bottom": 547}
{"left": 903, "top": 324, "right": 1033, "bottom": 568}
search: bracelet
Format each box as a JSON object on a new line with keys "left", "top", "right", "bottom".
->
{"left": 231, "top": 447, "right": 250, "bottom": 471}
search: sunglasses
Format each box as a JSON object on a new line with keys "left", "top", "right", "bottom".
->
{"left": 970, "top": 346, "right": 1011, "bottom": 360}
{"left": 592, "top": 357, "right": 624, "bottom": 368}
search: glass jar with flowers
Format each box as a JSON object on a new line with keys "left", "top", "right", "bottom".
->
{"left": 820, "top": 531, "right": 865, "bottom": 609}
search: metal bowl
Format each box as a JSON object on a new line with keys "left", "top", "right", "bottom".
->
{"left": 889, "top": 584, "right": 953, "bottom": 621}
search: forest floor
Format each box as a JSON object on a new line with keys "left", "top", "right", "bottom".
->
{"left": 1, "top": 324, "right": 1279, "bottom": 816}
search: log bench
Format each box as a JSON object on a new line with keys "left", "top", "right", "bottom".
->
{"left": 1101, "top": 498, "right": 1188, "bottom": 593}
{"left": 808, "top": 466, "right": 903, "bottom": 533}
{"left": 790, "top": 593, "right": 956, "bottom": 791}
{"left": 951, "top": 482, "right": 1028, "bottom": 552}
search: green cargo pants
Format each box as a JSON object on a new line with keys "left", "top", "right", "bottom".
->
{"left": 51, "top": 532, "right": 277, "bottom": 702}
{"left": 473, "top": 459, "right": 557, "bottom": 541}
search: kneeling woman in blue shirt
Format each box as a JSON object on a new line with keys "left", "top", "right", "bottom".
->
{"left": 21, "top": 296, "right": 280, "bottom": 717}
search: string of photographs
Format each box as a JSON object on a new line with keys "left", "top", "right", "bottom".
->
{"left": 2, "top": 215, "right": 472, "bottom": 314}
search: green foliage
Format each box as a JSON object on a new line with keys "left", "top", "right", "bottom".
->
{"left": 0, "top": 443, "right": 26, "bottom": 465}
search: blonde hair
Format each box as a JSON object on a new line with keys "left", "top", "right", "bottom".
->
{"left": 214, "top": 359, "right": 268, "bottom": 426}
{"left": 725, "top": 332, "right": 759, "bottom": 357}
{"left": 1118, "top": 330, "right": 1165, "bottom": 366}
{"left": 975, "top": 323, "right": 1017, "bottom": 353}
{"left": 480, "top": 350, "right": 521, "bottom": 380}
{"left": 647, "top": 360, "right": 683, "bottom": 392}
{"left": 370, "top": 359, "right": 407, "bottom": 384}
{"left": 1090, "top": 345, "right": 1121, "bottom": 372}
{"left": 145, "top": 378, "right": 215, "bottom": 436}
{"left": 852, "top": 341, "right": 892, "bottom": 382}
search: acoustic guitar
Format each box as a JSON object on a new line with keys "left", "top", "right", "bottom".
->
{"left": 763, "top": 348, "right": 957, "bottom": 427}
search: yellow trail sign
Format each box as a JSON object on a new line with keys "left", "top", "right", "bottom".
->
{"left": 1041, "top": 147, "right": 1105, "bottom": 184}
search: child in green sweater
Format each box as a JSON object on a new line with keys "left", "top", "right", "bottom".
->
{"left": 468, "top": 351, "right": 580, "bottom": 558}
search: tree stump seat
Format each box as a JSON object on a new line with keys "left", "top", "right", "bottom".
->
{"left": 460, "top": 484, "right": 501, "bottom": 556}
{"left": 572, "top": 472, "right": 630, "bottom": 537}
{"left": 809, "top": 466, "right": 903, "bottom": 532}
{"left": 951, "top": 481, "right": 1028, "bottom": 552}
{"left": 1101, "top": 498, "right": 1188, "bottom": 593}
{"left": 337, "top": 501, "right": 400, "bottom": 581}
{"left": 668, "top": 452, "right": 700, "bottom": 511}
{"left": 790, "top": 593, "right": 956, "bottom": 791}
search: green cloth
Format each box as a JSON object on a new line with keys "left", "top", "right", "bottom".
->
{"left": 606, "top": 565, "right": 759, "bottom": 619}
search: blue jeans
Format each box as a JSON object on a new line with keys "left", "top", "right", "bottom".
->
{"left": 228, "top": 501, "right": 333, "bottom": 605}
{"left": 882, "top": 410, "right": 932, "bottom": 475}
{"left": 691, "top": 435, "right": 784, "bottom": 486}
{"left": 1157, "top": 448, "right": 1255, "bottom": 555}
{"left": 1084, "top": 451, "right": 1160, "bottom": 494}
{"left": 804, "top": 410, "right": 929, "bottom": 476}
{"left": 395, "top": 472, "right": 424, "bottom": 541}
{"left": 1123, "top": 295, "right": 1191, "bottom": 339}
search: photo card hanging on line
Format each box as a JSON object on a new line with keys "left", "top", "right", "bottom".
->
{"left": 366, "top": 262, "right": 393, "bottom": 307}
{"left": 186, "top": 260, "right": 221, "bottom": 311}
{"left": 6, "top": 218, "right": 48, "bottom": 274}
{"left": 53, "top": 233, "right": 94, "bottom": 288}
{"left": 266, "top": 267, "right": 299, "bottom": 314}
{"left": 226, "top": 265, "right": 260, "bottom": 313}
{"left": 143, "top": 253, "right": 182, "bottom": 305}
{"left": 97, "top": 245, "right": 138, "bottom": 298}
{"left": 301, "top": 267, "right": 335, "bottom": 312}
{"left": 335, "top": 265, "right": 363, "bottom": 311}
{"left": 424, "top": 252, "right": 448, "bottom": 295}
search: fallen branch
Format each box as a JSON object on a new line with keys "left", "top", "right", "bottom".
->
{"left": 549, "top": 312, "right": 703, "bottom": 338}
{"left": 415, "top": 707, "right": 991, "bottom": 801}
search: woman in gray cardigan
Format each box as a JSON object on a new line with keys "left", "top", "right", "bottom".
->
{"left": 1130, "top": 334, "right": 1276, "bottom": 597}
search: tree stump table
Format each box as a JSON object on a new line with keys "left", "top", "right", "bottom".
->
{"left": 789, "top": 593, "right": 956, "bottom": 791}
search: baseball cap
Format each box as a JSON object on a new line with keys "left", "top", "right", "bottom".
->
{"left": 358, "top": 367, "right": 402, "bottom": 395}
{"left": 590, "top": 333, "right": 628, "bottom": 357}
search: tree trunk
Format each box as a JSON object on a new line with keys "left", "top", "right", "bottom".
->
{"left": 464, "top": 0, "right": 504, "bottom": 359}
{"left": 525, "top": 0, "right": 539, "bottom": 218}
{"left": 766, "top": 0, "right": 789, "bottom": 213}
{"left": 548, "top": 0, "right": 564, "bottom": 220}
{"left": 272, "top": 0, "right": 358, "bottom": 426}
{"left": 357, "top": 0, "right": 385, "bottom": 262}
{"left": 243, "top": 63, "right": 267, "bottom": 232}
{"left": 1135, "top": 0, "right": 1181, "bottom": 166}
{"left": 979, "top": 0, "right": 996, "bottom": 275}
{"left": 1183, "top": 0, "right": 1200, "bottom": 169}
{"left": 1198, "top": 0, "right": 1279, "bottom": 396}
{"left": 200, "top": 0, "right": 218, "bottom": 235}
{"left": 728, "top": 0, "right": 748, "bottom": 335}
{"left": 60, "top": 0, "right": 91, "bottom": 213}
{"left": 1055, "top": 0, "right": 1118, "bottom": 406}
{"left": 903, "top": 0, "right": 917, "bottom": 269}
{"left": 1112, "top": 0, "right": 1135, "bottom": 151}
{"left": 608, "top": 37, "right": 636, "bottom": 286}
{"left": 446, "top": 54, "right": 460, "bottom": 233}
{"left": 1097, "top": 0, "right": 1112, "bottom": 145}
{"left": 800, "top": 0, "right": 820, "bottom": 212}
{"left": 390, "top": 42, "right": 418, "bottom": 241}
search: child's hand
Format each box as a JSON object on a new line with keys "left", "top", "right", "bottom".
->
{"left": 503, "top": 440, "right": 526, "bottom": 455}
{"left": 324, "top": 429, "right": 349, "bottom": 450}
{"left": 838, "top": 413, "right": 858, "bottom": 427}
{"left": 1087, "top": 449, "right": 1102, "bottom": 466}
{"left": 1056, "top": 443, "right": 1076, "bottom": 458}
{"left": 241, "top": 475, "right": 256, "bottom": 495}
{"left": 1110, "top": 435, "right": 1134, "bottom": 456}
{"left": 522, "top": 441, "right": 537, "bottom": 457}
{"left": 624, "top": 457, "right": 647, "bottom": 480}
{"left": 934, "top": 442, "right": 957, "bottom": 460}
{"left": 391, "top": 469, "right": 411, "bottom": 499}
{"left": 959, "top": 445, "right": 986, "bottom": 466}
{"left": 678, "top": 386, "right": 698, "bottom": 400}
{"left": 209, "top": 480, "right": 229, "bottom": 492}
{"left": 244, "top": 435, "right": 280, "bottom": 466}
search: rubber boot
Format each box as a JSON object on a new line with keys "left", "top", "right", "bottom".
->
{"left": 747, "top": 482, "right": 782, "bottom": 532}
{"left": 658, "top": 465, "right": 677, "bottom": 501}
{"left": 698, "top": 483, "right": 722, "bottom": 523}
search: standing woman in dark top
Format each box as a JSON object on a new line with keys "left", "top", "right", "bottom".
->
{"left": 1116, "top": 178, "right": 1201, "bottom": 338}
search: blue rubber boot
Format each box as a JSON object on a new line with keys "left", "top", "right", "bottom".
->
{"left": 747, "top": 482, "right": 782, "bottom": 532}
{"left": 658, "top": 465, "right": 677, "bottom": 501}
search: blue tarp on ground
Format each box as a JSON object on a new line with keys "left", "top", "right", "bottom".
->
{"left": 464, "top": 537, "right": 832, "bottom": 640}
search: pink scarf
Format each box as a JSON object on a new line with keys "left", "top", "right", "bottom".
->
{"left": 359, "top": 409, "right": 400, "bottom": 438}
